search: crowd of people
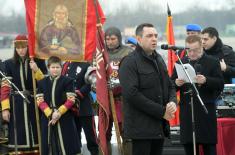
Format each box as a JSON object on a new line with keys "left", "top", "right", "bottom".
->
{"left": 0, "top": 21, "right": 235, "bottom": 155}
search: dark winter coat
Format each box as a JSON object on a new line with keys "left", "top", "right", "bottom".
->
{"left": 171, "top": 54, "right": 224, "bottom": 144}
{"left": 62, "top": 62, "right": 94, "bottom": 116}
{"left": 119, "top": 44, "right": 176, "bottom": 139}
{"left": 37, "top": 75, "right": 81, "bottom": 155}
{"left": 204, "top": 38, "right": 235, "bottom": 84}
{"left": 3, "top": 58, "right": 47, "bottom": 150}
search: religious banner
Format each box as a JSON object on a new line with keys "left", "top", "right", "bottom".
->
{"left": 25, "top": 0, "right": 102, "bottom": 61}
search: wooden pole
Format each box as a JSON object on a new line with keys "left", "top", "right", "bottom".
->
{"left": 93, "top": 0, "right": 123, "bottom": 154}
{"left": 109, "top": 90, "right": 123, "bottom": 155}
{"left": 30, "top": 57, "right": 42, "bottom": 155}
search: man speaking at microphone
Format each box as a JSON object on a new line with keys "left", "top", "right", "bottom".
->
{"left": 119, "top": 23, "right": 177, "bottom": 155}
{"left": 171, "top": 35, "right": 224, "bottom": 155}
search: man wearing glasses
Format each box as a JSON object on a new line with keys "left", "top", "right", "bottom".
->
{"left": 171, "top": 35, "right": 224, "bottom": 155}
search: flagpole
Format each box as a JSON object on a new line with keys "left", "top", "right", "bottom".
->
{"left": 93, "top": 0, "right": 123, "bottom": 154}
{"left": 108, "top": 90, "right": 123, "bottom": 155}
{"left": 30, "top": 57, "right": 42, "bottom": 155}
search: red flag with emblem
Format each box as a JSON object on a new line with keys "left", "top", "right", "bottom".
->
{"left": 94, "top": 1, "right": 112, "bottom": 154}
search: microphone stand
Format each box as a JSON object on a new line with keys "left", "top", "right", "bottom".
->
{"left": 0, "top": 71, "right": 30, "bottom": 104}
{"left": 174, "top": 50, "right": 208, "bottom": 155}
{"left": 0, "top": 70, "right": 30, "bottom": 155}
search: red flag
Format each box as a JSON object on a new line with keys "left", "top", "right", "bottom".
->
{"left": 24, "top": 0, "right": 36, "bottom": 57}
{"left": 166, "top": 4, "right": 180, "bottom": 126}
{"left": 96, "top": 28, "right": 112, "bottom": 155}
{"left": 85, "top": 0, "right": 106, "bottom": 61}
{"left": 24, "top": 0, "right": 99, "bottom": 61}
{"left": 166, "top": 3, "right": 177, "bottom": 76}
{"left": 94, "top": 1, "right": 111, "bottom": 154}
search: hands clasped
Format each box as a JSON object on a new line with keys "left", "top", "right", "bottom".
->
{"left": 163, "top": 102, "right": 177, "bottom": 121}
{"left": 48, "top": 110, "right": 61, "bottom": 126}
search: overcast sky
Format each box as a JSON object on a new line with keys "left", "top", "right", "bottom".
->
{"left": 0, "top": 0, "right": 234, "bottom": 16}
{"left": 100, "top": 0, "right": 234, "bottom": 14}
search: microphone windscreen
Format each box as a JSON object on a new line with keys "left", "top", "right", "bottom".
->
{"left": 161, "top": 44, "right": 168, "bottom": 50}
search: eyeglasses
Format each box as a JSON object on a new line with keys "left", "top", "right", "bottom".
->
{"left": 186, "top": 47, "right": 201, "bottom": 53}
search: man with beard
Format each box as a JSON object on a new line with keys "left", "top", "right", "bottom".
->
{"left": 201, "top": 27, "right": 235, "bottom": 84}
{"left": 39, "top": 4, "right": 81, "bottom": 55}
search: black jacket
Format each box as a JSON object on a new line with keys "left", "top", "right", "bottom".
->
{"left": 204, "top": 38, "right": 235, "bottom": 84}
{"left": 171, "top": 54, "right": 224, "bottom": 144}
{"left": 62, "top": 62, "right": 94, "bottom": 116}
{"left": 119, "top": 44, "right": 176, "bottom": 139}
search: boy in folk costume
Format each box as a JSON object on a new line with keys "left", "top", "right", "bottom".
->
{"left": 36, "top": 56, "right": 81, "bottom": 155}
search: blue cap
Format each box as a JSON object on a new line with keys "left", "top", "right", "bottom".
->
{"left": 186, "top": 24, "right": 202, "bottom": 32}
{"left": 125, "top": 37, "right": 137, "bottom": 45}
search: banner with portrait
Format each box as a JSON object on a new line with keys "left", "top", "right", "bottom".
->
{"left": 24, "top": 0, "right": 104, "bottom": 61}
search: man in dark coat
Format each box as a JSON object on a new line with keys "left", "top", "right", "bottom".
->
{"left": 201, "top": 27, "right": 235, "bottom": 84}
{"left": 171, "top": 35, "right": 224, "bottom": 155}
{"left": 119, "top": 23, "right": 177, "bottom": 155}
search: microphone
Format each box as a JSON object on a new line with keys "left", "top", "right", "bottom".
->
{"left": 161, "top": 44, "right": 188, "bottom": 51}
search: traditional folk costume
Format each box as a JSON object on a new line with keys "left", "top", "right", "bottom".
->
{"left": 0, "top": 60, "right": 8, "bottom": 154}
{"left": 36, "top": 75, "right": 81, "bottom": 155}
{"left": 0, "top": 35, "right": 47, "bottom": 154}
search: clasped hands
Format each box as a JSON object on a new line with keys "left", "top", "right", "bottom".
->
{"left": 48, "top": 109, "right": 61, "bottom": 126}
{"left": 163, "top": 102, "right": 177, "bottom": 121}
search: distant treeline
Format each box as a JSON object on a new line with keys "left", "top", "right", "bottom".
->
{"left": 0, "top": 6, "right": 235, "bottom": 36}
{"left": 104, "top": 6, "right": 235, "bottom": 36}
{"left": 0, "top": 14, "right": 26, "bottom": 34}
